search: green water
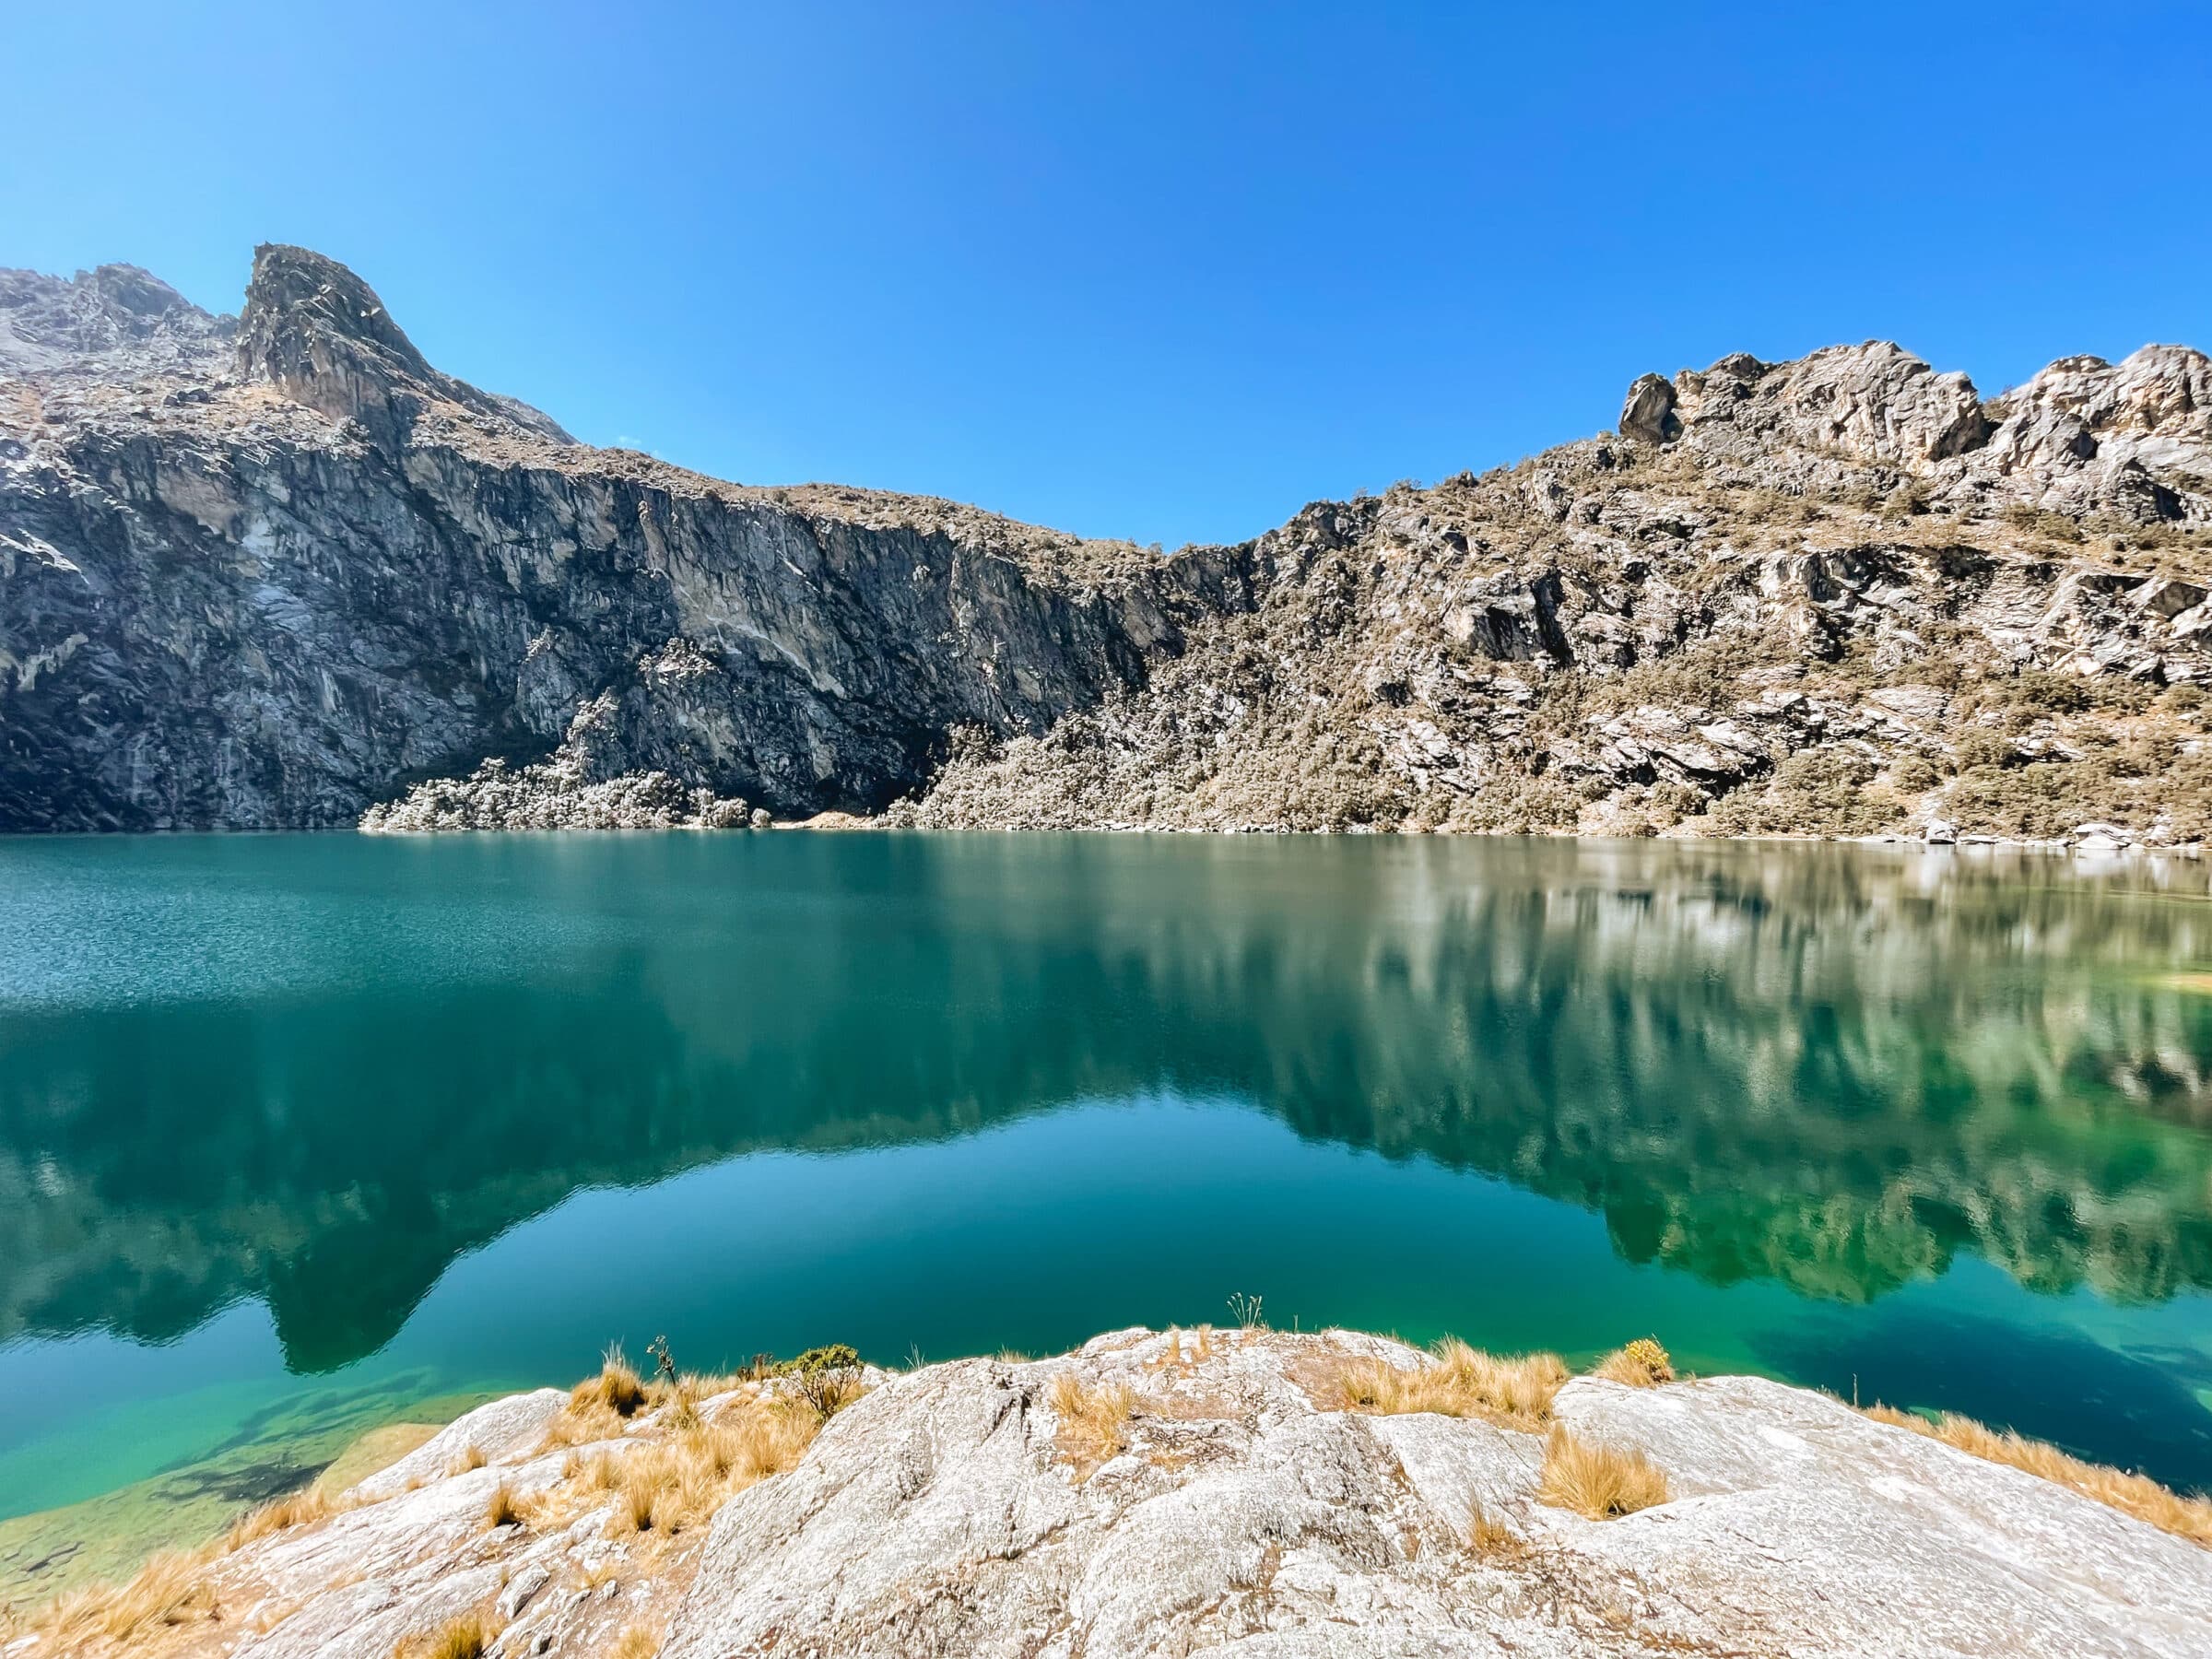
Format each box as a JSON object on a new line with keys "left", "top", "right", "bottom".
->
{"left": 5, "top": 832, "right": 2212, "bottom": 1548}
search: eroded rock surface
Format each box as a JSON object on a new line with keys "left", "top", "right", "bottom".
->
{"left": 17, "top": 1330, "right": 2207, "bottom": 1659}
{"left": 4, "top": 247, "right": 2211, "bottom": 839}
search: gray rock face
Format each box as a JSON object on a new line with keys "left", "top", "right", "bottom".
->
{"left": 61, "top": 1330, "right": 2207, "bottom": 1659}
{"left": 4, "top": 246, "right": 2211, "bottom": 837}
{"left": 0, "top": 264, "right": 233, "bottom": 378}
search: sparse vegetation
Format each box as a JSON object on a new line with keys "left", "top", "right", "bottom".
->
{"left": 1465, "top": 1501, "right": 1527, "bottom": 1561}
{"left": 1536, "top": 1428, "right": 1671, "bottom": 1520}
{"left": 484, "top": 1482, "right": 520, "bottom": 1530}
{"left": 1592, "top": 1338, "right": 1675, "bottom": 1388}
{"left": 1048, "top": 1372, "right": 1137, "bottom": 1478}
{"left": 1862, "top": 1404, "right": 2212, "bottom": 1547}
{"left": 20, "top": 1548, "right": 217, "bottom": 1651}
{"left": 1335, "top": 1340, "right": 1570, "bottom": 1428}
{"left": 562, "top": 1394, "right": 822, "bottom": 1538}
{"left": 394, "top": 1605, "right": 500, "bottom": 1659}
{"left": 223, "top": 1482, "right": 347, "bottom": 1551}
{"left": 571, "top": 1345, "right": 650, "bottom": 1418}
{"left": 786, "top": 1344, "right": 864, "bottom": 1420}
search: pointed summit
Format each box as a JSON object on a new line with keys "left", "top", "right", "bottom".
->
{"left": 235, "top": 244, "right": 571, "bottom": 446}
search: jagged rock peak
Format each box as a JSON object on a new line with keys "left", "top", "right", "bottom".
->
{"left": 233, "top": 242, "right": 572, "bottom": 446}
{"left": 1621, "top": 340, "right": 2212, "bottom": 486}
{"left": 0, "top": 261, "right": 233, "bottom": 376}
{"left": 1618, "top": 341, "right": 1986, "bottom": 466}
{"left": 235, "top": 242, "right": 439, "bottom": 389}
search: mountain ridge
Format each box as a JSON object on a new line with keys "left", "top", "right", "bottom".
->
{"left": 2, "top": 245, "right": 2208, "bottom": 838}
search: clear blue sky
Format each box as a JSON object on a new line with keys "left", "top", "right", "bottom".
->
{"left": 6, "top": 2, "right": 2207, "bottom": 547}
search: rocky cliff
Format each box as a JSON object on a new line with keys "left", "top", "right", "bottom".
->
{"left": 12, "top": 1329, "right": 2212, "bottom": 1657}
{"left": 4, "top": 247, "right": 2210, "bottom": 837}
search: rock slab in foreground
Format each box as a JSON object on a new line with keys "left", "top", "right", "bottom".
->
{"left": 658, "top": 1330, "right": 2209, "bottom": 1657}
{"left": 18, "top": 1330, "right": 2208, "bottom": 1658}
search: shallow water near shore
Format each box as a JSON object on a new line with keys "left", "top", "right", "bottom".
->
{"left": 4, "top": 831, "right": 2212, "bottom": 1588}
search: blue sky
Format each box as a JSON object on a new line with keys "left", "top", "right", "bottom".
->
{"left": 5, "top": 2, "right": 2206, "bottom": 547}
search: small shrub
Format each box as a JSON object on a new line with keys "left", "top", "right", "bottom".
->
{"left": 1536, "top": 1428, "right": 1670, "bottom": 1519}
{"left": 788, "top": 1344, "right": 863, "bottom": 1419}
{"left": 1592, "top": 1337, "right": 1675, "bottom": 1388}
{"left": 1889, "top": 753, "right": 1941, "bottom": 793}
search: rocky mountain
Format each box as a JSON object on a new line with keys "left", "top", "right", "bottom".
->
{"left": 3, "top": 246, "right": 2209, "bottom": 837}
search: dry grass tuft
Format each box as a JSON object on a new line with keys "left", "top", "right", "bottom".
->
{"left": 1465, "top": 1501, "right": 1528, "bottom": 1561}
{"left": 17, "top": 1462, "right": 373, "bottom": 1646}
{"left": 27, "top": 1548, "right": 218, "bottom": 1649}
{"left": 1536, "top": 1427, "right": 1670, "bottom": 1520}
{"left": 1592, "top": 1337, "right": 1675, "bottom": 1389}
{"left": 1863, "top": 1404, "right": 2212, "bottom": 1547}
{"left": 1049, "top": 1373, "right": 1136, "bottom": 1478}
{"left": 609, "top": 1623, "right": 663, "bottom": 1659}
{"left": 570, "top": 1345, "right": 650, "bottom": 1418}
{"left": 591, "top": 1398, "right": 821, "bottom": 1537}
{"left": 446, "top": 1443, "right": 487, "bottom": 1476}
{"left": 1335, "top": 1340, "right": 1569, "bottom": 1429}
{"left": 223, "top": 1482, "right": 347, "bottom": 1551}
{"left": 394, "top": 1606, "right": 500, "bottom": 1659}
{"left": 484, "top": 1482, "right": 521, "bottom": 1530}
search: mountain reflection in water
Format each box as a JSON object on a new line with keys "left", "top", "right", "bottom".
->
{"left": 2, "top": 832, "right": 2211, "bottom": 1490}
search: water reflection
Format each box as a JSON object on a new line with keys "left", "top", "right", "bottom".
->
{"left": 1, "top": 833, "right": 2209, "bottom": 1378}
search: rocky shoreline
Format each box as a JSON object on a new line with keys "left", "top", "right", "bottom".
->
{"left": 9, "top": 1327, "right": 2210, "bottom": 1658}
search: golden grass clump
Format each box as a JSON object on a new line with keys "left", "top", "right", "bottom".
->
{"left": 1465, "top": 1501, "right": 1527, "bottom": 1561}
{"left": 446, "top": 1443, "right": 488, "bottom": 1476}
{"left": 1863, "top": 1404, "right": 2212, "bottom": 1547}
{"left": 595, "top": 1399, "right": 821, "bottom": 1537}
{"left": 1335, "top": 1340, "right": 1568, "bottom": 1429}
{"left": 394, "top": 1606, "right": 500, "bottom": 1659}
{"left": 484, "top": 1481, "right": 521, "bottom": 1530}
{"left": 27, "top": 1548, "right": 218, "bottom": 1649}
{"left": 1536, "top": 1427, "right": 1670, "bottom": 1520}
{"left": 222, "top": 1481, "right": 346, "bottom": 1551}
{"left": 571, "top": 1346, "right": 650, "bottom": 1419}
{"left": 1048, "top": 1372, "right": 1136, "bottom": 1478}
{"left": 609, "top": 1622, "right": 663, "bottom": 1659}
{"left": 1592, "top": 1337, "right": 1675, "bottom": 1389}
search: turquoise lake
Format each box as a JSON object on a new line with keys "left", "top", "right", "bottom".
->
{"left": 4, "top": 831, "right": 2212, "bottom": 1548}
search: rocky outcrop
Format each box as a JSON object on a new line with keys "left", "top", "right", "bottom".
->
{"left": 18, "top": 1329, "right": 2209, "bottom": 1657}
{"left": 4, "top": 246, "right": 2211, "bottom": 837}
{"left": 0, "top": 265, "right": 233, "bottom": 378}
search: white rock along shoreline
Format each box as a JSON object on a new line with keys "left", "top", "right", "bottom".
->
{"left": 10, "top": 1325, "right": 2211, "bottom": 1659}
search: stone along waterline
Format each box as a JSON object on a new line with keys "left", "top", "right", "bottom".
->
{"left": 1, "top": 832, "right": 2210, "bottom": 1589}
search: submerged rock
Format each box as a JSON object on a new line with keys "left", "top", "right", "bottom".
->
{"left": 17, "top": 1329, "right": 2207, "bottom": 1658}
